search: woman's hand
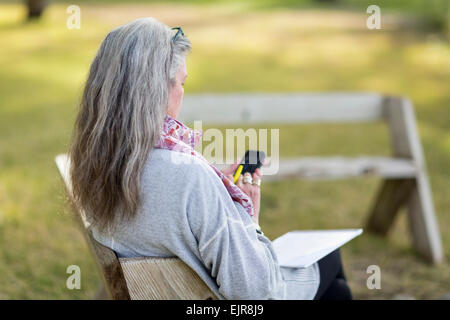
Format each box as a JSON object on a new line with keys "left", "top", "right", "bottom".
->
{"left": 223, "top": 162, "right": 262, "bottom": 225}
{"left": 236, "top": 169, "right": 262, "bottom": 225}
{"left": 221, "top": 160, "right": 240, "bottom": 178}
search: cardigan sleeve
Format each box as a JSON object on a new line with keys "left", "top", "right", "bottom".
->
{"left": 184, "top": 161, "right": 286, "bottom": 300}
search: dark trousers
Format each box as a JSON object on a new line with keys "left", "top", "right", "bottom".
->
{"left": 313, "top": 249, "right": 352, "bottom": 300}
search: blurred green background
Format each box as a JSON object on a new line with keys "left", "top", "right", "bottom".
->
{"left": 0, "top": 0, "right": 449, "bottom": 299}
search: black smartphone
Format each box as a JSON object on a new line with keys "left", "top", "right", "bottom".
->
{"left": 233, "top": 150, "right": 266, "bottom": 183}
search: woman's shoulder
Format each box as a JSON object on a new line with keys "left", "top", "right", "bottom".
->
{"left": 142, "top": 148, "right": 221, "bottom": 190}
{"left": 139, "top": 148, "right": 237, "bottom": 224}
{"left": 147, "top": 148, "right": 204, "bottom": 166}
{"left": 145, "top": 148, "right": 213, "bottom": 174}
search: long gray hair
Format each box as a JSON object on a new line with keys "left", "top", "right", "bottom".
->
{"left": 69, "top": 18, "right": 191, "bottom": 230}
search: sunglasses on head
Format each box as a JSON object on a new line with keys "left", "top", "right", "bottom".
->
{"left": 171, "top": 27, "right": 184, "bottom": 42}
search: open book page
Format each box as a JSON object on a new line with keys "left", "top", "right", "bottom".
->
{"left": 272, "top": 229, "right": 363, "bottom": 268}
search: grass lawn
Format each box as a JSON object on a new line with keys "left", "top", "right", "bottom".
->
{"left": 0, "top": 2, "right": 449, "bottom": 299}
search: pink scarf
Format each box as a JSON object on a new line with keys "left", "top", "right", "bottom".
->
{"left": 154, "top": 114, "right": 254, "bottom": 217}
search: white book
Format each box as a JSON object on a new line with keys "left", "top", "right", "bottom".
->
{"left": 272, "top": 228, "right": 363, "bottom": 268}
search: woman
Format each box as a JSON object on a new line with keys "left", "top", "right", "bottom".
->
{"left": 69, "top": 17, "right": 352, "bottom": 300}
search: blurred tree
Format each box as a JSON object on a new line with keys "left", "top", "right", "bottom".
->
{"left": 26, "top": 0, "right": 47, "bottom": 20}
{"left": 424, "top": 0, "right": 449, "bottom": 34}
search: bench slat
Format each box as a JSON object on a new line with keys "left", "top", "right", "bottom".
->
{"left": 214, "top": 156, "right": 417, "bottom": 180}
{"left": 180, "top": 93, "right": 385, "bottom": 124}
{"left": 119, "top": 257, "right": 217, "bottom": 300}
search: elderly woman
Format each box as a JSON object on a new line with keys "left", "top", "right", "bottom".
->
{"left": 69, "top": 17, "right": 352, "bottom": 300}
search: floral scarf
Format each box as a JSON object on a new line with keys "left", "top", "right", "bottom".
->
{"left": 154, "top": 114, "right": 254, "bottom": 217}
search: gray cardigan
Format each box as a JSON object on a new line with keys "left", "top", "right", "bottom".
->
{"left": 92, "top": 148, "right": 320, "bottom": 299}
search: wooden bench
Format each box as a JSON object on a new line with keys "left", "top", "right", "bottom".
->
{"left": 56, "top": 92, "right": 443, "bottom": 298}
{"left": 55, "top": 155, "right": 217, "bottom": 300}
{"left": 180, "top": 92, "right": 443, "bottom": 264}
